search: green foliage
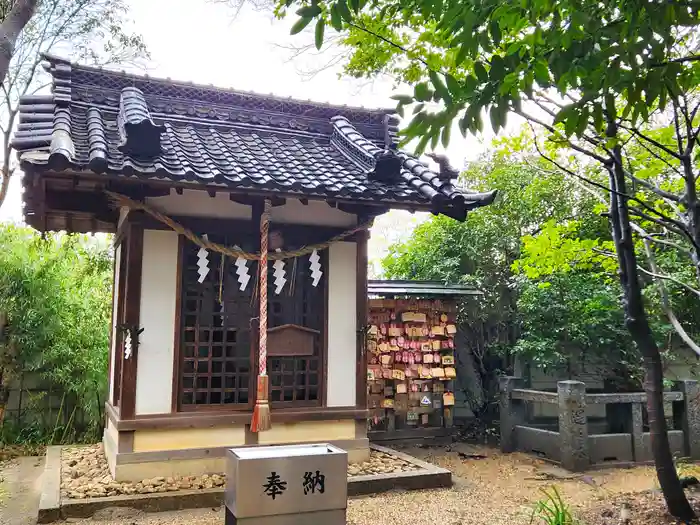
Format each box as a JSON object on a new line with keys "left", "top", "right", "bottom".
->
{"left": 379, "top": 131, "right": 699, "bottom": 388}
{"left": 381, "top": 145, "right": 621, "bottom": 406}
{"left": 530, "top": 486, "right": 577, "bottom": 525}
{"left": 0, "top": 225, "right": 112, "bottom": 444}
{"left": 514, "top": 272, "right": 641, "bottom": 379}
{"left": 279, "top": 0, "right": 700, "bottom": 151}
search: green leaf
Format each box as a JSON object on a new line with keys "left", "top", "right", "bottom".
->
{"left": 575, "top": 107, "right": 589, "bottom": 137}
{"left": 489, "top": 20, "right": 501, "bottom": 45}
{"left": 290, "top": 16, "right": 313, "bottom": 35}
{"left": 429, "top": 70, "right": 450, "bottom": 101}
{"left": 415, "top": 134, "right": 429, "bottom": 156}
{"left": 330, "top": 5, "right": 342, "bottom": 31}
{"left": 489, "top": 105, "right": 501, "bottom": 132}
{"left": 349, "top": 0, "right": 360, "bottom": 13}
{"left": 430, "top": 126, "right": 440, "bottom": 149}
{"left": 458, "top": 112, "right": 470, "bottom": 137}
{"left": 592, "top": 103, "right": 603, "bottom": 132}
{"left": 314, "top": 19, "right": 325, "bottom": 49}
{"left": 390, "top": 94, "right": 413, "bottom": 104}
{"left": 564, "top": 112, "right": 578, "bottom": 137}
{"left": 445, "top": 74, "right": 461, "bottom": 96}
{"left": 296, "top": 5, "right": 322, "bottom": 17}
{"left": 490, "top": 55, "right": 505, "bottom": 81}
{"left": 337, "top": 0, "right": 352, "bottom": 22}
{"left": 553, "top": 105, "right": 573, "bottom": 125}
{"left": 441, "top": 124, "right": 451, "bottom": 147}
{"left": 413, "top": 103, "right": 425, "bottom": 114}
{"left": 474, "top": 62, "right": 488, "bottom": 83}
{"left": 414, "top": 82, "right": 432, "bottom": 102}
{"left": 533, "top": 59, "right": 549, "bottom": 85}
{"left": 456, "top": 43, "right": 470, "bottom": 66}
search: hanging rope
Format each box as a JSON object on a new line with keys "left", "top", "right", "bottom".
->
{"left": 251, "top": 199, "right": 272, "bottom": 433}
{"left": 105, "top": 190, "right": 373, "bottom": 260}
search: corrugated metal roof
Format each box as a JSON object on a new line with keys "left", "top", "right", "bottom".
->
{"left": 368, "top": 280, "right": 482, "bottom": 297}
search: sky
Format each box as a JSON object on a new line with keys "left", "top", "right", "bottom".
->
{"left": 0, "top": 0, "right": 493, "bottom": 274}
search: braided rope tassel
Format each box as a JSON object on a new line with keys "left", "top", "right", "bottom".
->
{"left": 251, "top": 199, "right": 272, "bottom": 432}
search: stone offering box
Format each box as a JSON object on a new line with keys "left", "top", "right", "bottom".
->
{"left": 225, "top": 443, "right": 348, "bottom": 525}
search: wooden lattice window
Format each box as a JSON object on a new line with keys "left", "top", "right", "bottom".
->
{"left": 177, "top": 228, "right": 326, "bottom": 410}
{"left": 179, "top": 233, "right": 257, "bottom": 410}
{"left": 267, "top": 249, "right": 326, "bottom": 407}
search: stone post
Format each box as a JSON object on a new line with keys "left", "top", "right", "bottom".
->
{"left": 674, "top": 380, "right": 700, "bottom": 459}
{"left": 499, "top": 376, "right": 523, "bottom": 453}
{"left": 630, "top": 402, "right": 647, "bottom": 462}
{"left": 557, "top": 380, "right": 589, "bottom": 472}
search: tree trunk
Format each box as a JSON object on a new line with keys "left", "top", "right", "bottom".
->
{"left": 605, "top": 106, "right": 695, "bottom": 521}
{"left": 680, "top": 147, "right": 700, "bottom": 286}
{"left": 0, "top": 0, "right": 38, "bottom": 83}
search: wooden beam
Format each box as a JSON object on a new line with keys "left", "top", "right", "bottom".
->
{"left": 270, "top": 196, "right": 286, "bottom": 207}
{"left": 136, "top": 214, "right": 358, "bottom": 243}
{"left": 43, "top": 190, "right": 118, "bottom": 222}
{"left": 229, "top": 194, "right": 258, "bottom": 206}
{"left": 118, "top": 222, "right": 144, "bottom": 420}
{"left": 338, "top": 203, "right": 390, "bottom": 217}
{"left": 105, "top": 403, "right": 367, "bottom": 431}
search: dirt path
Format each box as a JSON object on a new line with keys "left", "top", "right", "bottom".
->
{"left": 0, "top": 456, "right": 45, "bottom": 525}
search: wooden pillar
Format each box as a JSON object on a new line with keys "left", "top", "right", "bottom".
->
{"left": 355, "top": 228, "right": 369, "bottom": 410}
{"left": 118, "top": 222, "right": 144, "bottom": 420}
{"left": 105, "top": 244, "right": 117, "bottom": 423}
{"left": 170, "top": 235, "right": 185, "bottom": 413}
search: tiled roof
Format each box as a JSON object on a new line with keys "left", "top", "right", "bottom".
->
{"left": 12, "top": 55, "right": 496, "bottom": 220}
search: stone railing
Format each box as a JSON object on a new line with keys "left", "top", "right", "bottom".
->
{"left": 499, "top": 376, "right": 700, "bottom": 471}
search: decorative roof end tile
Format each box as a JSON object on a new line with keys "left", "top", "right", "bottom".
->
{"left": 368, "top": 148, "right": 403, "bottom": 184}
{"left": 118, "top": 87, "right": 165, "bottom": 158}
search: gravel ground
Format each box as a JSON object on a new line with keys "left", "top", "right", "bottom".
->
{"left": 61, "top": 445, "right": 419, "bottom": 499}
{"left": 59, "top": 444, "right": 680, "bottom": 525}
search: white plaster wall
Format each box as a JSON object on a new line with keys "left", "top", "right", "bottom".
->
{"left": 109, "top": 244, "right": 121, "bottom": 403}
{"left": 147, "top": 189, "right": 252, "bottom": 219}
{"left": 146, "top": 189, "right": 356, "bottom": 226}
{"left": 326, "top": 242, "right": 357, "bottom": 407}
{"left": 135, "top": 230, "right": 179, "bottom": 415}
{"left": 271, "top": 198, "right": 356, "bottom": 227}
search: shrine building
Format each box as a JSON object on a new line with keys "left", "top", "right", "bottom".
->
{"left": 12, "top": 55, "right": 496, "bottom": 481}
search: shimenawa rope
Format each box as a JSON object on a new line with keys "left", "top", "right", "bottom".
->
{"left": 105, "top": 191, "right": 373, "bottom": 261}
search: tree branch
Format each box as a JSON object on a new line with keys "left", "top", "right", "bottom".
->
{"left": 518, "top": 109, "right": 611, "bottom": 165}
{"left": 620, "top": 123, "right": 681, "bottom": 159}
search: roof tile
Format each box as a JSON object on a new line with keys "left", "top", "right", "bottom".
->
{"left": 12, "top": 55, "right": 497, "bottom": 220}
